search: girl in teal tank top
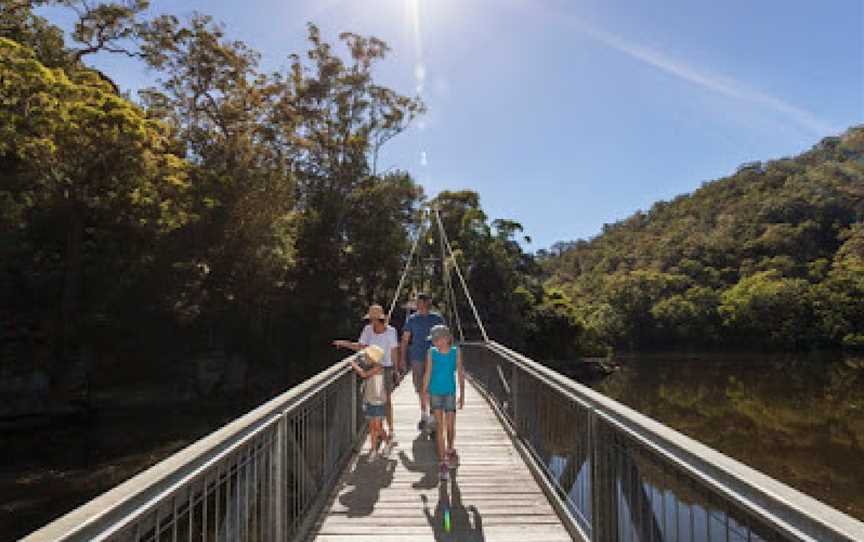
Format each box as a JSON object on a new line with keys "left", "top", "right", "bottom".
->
{"left": 428, "top": 346, "right": 457, "bottom": 395}
{"left": 422, "top": 324, "right": 465, "bottom": 480}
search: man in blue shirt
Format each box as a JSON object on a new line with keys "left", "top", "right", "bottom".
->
{"left": 400, "top": 292, "right": 445, "bottom": 430}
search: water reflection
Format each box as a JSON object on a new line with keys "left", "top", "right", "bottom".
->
{"left": 589, "top": 352, "right": 864, "bottom": 522}
{"left": 544, "top": 448, "right": 774, "bottom": 541}
{"left": 522, "top": 352, "right": 864, "bottom": 540}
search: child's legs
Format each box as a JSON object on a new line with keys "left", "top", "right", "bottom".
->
{"left": 384, "top": 368, "right": 394, "bottom": 436}
{"left": 446, "top": 411, "right": 456, "bottom": 450}
{"left": 433, "top": 409, "right": 446, "bottom": 460}
{"left": 412, "top": 361, "right": 428, "bottom": 417}
{"left": 369, "top": 417, "right": 382, "bottom": 449}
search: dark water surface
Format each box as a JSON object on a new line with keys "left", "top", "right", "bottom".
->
{"left": 3, "top": 352, "right": 862, "bottom": 540}
{"left": 590, "top": 352, "right": 864, "bottom": 522}
{"left": 0, "top": 400, "right": 255, "bottom": 541}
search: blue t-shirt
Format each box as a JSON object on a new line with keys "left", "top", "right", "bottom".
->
{"left": 428, "top": 346, "right": 458, "bottom": 395}
{"left": 404, "top": 312, "right": 445, "bottom": 363}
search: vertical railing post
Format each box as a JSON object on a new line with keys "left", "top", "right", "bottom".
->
{"left": 590, "top": 411, "right": 618, "bottom": 542}
{"left": 274, "top": 415, "right": 286, "bottom": 541}
{"left": 511, "top": 366, "right": 519, "bottom": 428}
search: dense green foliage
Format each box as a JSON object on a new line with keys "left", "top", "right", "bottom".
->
{"left": 0, "top": 1, "right": 574, "bottom": 392}
{"left": 0, "top": 1, "right": 431, "bottom": 383}
{"left": 2, "top": 2, "right": 861, "bottom": 399}
{"left": 542, "top": 128, "right": 864, "bottom": 350}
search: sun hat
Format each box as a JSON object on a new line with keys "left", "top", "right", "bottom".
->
{"left": 427, "top": 324, "right": 451, "bottom": 342}
{"left": 363, "top": 304, "right": 387, "bottom": 321}
{"left": 360, "top": 344, "right": 385, "bottom": 365}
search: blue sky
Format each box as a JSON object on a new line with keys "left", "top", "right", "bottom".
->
{"left": 40, "top": 0, "right": 864, "bottom": 249}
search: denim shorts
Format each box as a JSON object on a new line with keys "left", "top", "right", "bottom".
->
{"left": 365, "top": 403, "right": 385, "bottom": 418}
{"left": 429, "top": 393, "right": 456, "bottom": 412}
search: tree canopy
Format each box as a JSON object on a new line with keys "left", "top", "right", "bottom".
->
{"left": 542, "top": 127, "right": 864, "bottom": 350}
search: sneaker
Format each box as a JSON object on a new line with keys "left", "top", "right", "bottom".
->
{"left": 439, "top": 462, "right": 449, "bottom": 481}
{"left": 446, "top": 449, "right": 458, "bottom": 468}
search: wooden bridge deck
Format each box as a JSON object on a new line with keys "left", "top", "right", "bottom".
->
{"left": 309, "top": 378, "right": 572, "bottom": 542}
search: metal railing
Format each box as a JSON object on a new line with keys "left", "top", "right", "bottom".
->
{"left": 23, "top": 357, "right": 365, "bottom": 542}
{"left": 463, "top": 341, "right": 864, "bottom": 542}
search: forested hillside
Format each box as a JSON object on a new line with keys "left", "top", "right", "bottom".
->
{"left": 541, "top": 128, "right": 864, "bottom": 350}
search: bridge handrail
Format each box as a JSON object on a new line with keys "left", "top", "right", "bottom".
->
{"left": 466, "top": 341, "right": 864, "bottom": 542}
{"left": 23, "top": 358, "right": 361, "bottom": 542}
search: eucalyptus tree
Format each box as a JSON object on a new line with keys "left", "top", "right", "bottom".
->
{"left": 0, "top": 37, "right": 190, "bottom": 351}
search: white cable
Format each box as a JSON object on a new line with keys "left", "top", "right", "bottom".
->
{"left": 433, "top": 208, "right": 489, "bottom": 342}
{"left": 446, "top": 263, "right": 465, "bottom": 343}
{"left": 387, "top": 213, "right": 425, "bottom": 321}
{"left": 437, "top": 218, "right": 465, "bottom": 342}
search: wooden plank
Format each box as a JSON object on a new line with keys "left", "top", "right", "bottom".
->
{"left": 312, "top": 526, "right": 573, "bottom": 541}
{"left": 309, "top": 379, "right": 571, "bottom": 541}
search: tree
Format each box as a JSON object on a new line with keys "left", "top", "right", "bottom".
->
{"left": 719, "top": 271, "right": 817, "bottom": 348}
{"left": 542, "top": 126, "right": 864, "bottom": 351}
{"left": 0, "top": 38, "right": 190, "bottom": 350}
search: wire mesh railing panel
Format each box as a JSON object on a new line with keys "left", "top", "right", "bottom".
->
{"left": 601, "top": 415, "right": 788, "bottom": 542}
{"left": 461, "top": 342, "right": 864, "bottom": 542}
{"left": 112, "top": 426, "right": 283, "bottom": 542}
{"left": 26, "top": 361, "right": 364, "bottom": 542}
{"left": 512, "top": 363, "right": 594, "bottom": 532}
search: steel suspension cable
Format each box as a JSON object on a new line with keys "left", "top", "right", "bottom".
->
{"left": 445, "top": 262, "right": 465, "bottom": 343}
{"left": 437, "top": 211, "right": 465, "bottom": 342}
{"left": 387, "top": 212, "right": 426, "bottom": 321}
{"left": 433, "top": 208, "right": 489, "bottom": 342}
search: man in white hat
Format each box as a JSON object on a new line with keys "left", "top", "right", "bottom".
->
{"left": 334, "top": 303, "right": 399, "bottom": 442}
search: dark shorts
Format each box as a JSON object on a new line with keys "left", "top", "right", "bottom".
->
{"left": 383, "top": 366, "right": 396, "bottom": 394}
{"left": 430, "top": 394, "right": 456, "bottom": 412}
{"left": 411, "top": 360, "right": 426, "bottom": 392}
{"left": 365, "top": 403, "right": 385, "bottom": 418}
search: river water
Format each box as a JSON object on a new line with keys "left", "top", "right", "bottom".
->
{"left": 590, "top": 352, "right": 864, "bottom": 522}
{"left": 2, "top": 352, "right": 862, "bottom": 540}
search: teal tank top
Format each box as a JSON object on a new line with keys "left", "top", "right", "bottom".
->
{"left": 428, "top": 346, "right": 458, "bottom": 395}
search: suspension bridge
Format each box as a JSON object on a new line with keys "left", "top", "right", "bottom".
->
{"left": 21, "top": 210, "right": 864, "bottom": 542}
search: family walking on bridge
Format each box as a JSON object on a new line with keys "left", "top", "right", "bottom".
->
{"left": 335, "top": 292, "right": 464, "bottom": 480}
